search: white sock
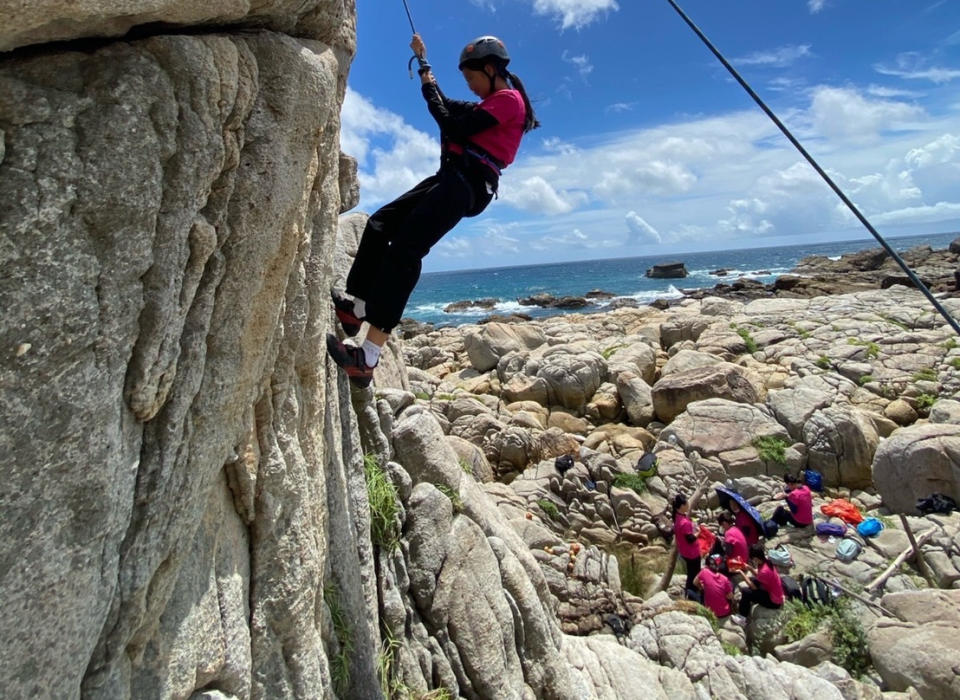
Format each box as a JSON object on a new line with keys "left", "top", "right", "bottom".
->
{"left": 352, "top": 297, "right": 367, "bottom": 319}
{"left": 361, "top": 338, "right": 381, "bottom": 367}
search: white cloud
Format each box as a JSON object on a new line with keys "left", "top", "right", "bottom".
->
{"left": 905, "top": 134, "right": 960, "bottom": 168}
{"left": 531, "top": 0, "right": 619, "bottom": 30}
{"left": 595, "top": 160, "right": 697, "bottom": 200}
{"left": 605, "top": 102, "right": 637, "bottom": 114}
{"left": 808, "top": 0, "right": 827, "bottom": 13}
{"left": 809, "top": 86, "right": 925, "bottom": 141}
{"left": 340, "top": 89, "right": 438, "bottom": 207}
{"left": 874, "top": 52, "right": 960, "bottom": 84}
{"left": 541, "top": 137, "right": 579, "bottom": 155}
{"left": 499, "top": 175, "right": 586, "bottom": 214}
{"left": 561, "top": 50, "right": 593, "bottom": 80}
{"left": 733, "top": 44, "right": 812, "bottom": 68}
{"left": 866, "top": 84, "right": 925, "bottom": 99}
{"left": 625, "top": 212, "right": 661, "bottom": 244}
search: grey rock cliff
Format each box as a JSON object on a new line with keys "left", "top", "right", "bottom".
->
{"left": 0, "top": 3, "right": 365, "bottom": 698}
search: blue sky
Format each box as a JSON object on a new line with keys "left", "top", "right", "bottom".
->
{"left": 341, "top": 0, "right": 960, "bottom": 272}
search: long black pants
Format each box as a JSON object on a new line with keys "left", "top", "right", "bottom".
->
{"left": 772, "top": 506, "right": 802, "bottom": 527}
{"left": 738, "top": 587, "right": 781, "bottom": 617}
{"left": 682, "top": 555, "right": 701, "bottom": 599}
{"left": 346, "top": 164, "right": 492, "bottom": 332}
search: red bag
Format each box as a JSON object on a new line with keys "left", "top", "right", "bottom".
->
{"left": 697, "top": 527, "right": 717, "bottom": 556}
{"left": 726, "top": 556, "right": 747, "bottom": 572}
{"left": 820, "top": 499, "right": 864, "bottom": 525}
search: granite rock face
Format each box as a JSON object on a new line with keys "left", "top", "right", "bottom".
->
{"left": 0, "top": 5, "right": 365, "bottom": 698}
{"left": 0, "top": 0, "right": 356, "bottom": 53}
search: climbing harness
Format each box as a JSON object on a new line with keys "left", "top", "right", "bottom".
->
{"left": 401, "top": 0, "right": 431, "bottom": 78}
{"left": 666, "top": 0, "right": 960, "bottom": 336}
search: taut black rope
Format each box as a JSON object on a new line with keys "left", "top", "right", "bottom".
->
{"left": 666, "top": 0, "right": 960, "bottom": 335}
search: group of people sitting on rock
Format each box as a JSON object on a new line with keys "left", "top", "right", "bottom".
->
{"left": 671, "top": 472, "right": 815, "bottom": 621}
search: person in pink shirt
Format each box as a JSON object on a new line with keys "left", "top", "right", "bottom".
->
{"left": 728, "top": 499, "right": 760, "bottom": 545}
{"left": 695, "top": 554, "right": 734, "bottom": 618}
{"left": 327, "top": 34, "right": 539, "bottom": 387}
{"left": 718, "top": 512, "right": 749, "bottom": 563}
{"left": 772, "top": 473, "right": 814, "bottom": 527}
{"left": 737, "top": 543, "right": 785, "bottom": 617}
{"left": 673, "top": 493, "right": 702, "bottom": 598}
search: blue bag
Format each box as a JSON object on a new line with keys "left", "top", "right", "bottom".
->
{"left": 856, "top": 517, "right": 883, "bottom": 537}
{"left": 804, "top": 468, "right": 824, "bottom": 492}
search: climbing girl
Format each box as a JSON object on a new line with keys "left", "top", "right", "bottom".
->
{"left": 327, "top": 33, "right": 539, "bottom": 386}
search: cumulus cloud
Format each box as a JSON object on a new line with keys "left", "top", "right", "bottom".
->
{"left": 531, "top": 0, "right": 619, "bottom": 29}
{"left": 340, "top": 88, "right": 438, "bottom": 207}
{"left": 499, "top": 175, "right": 586, "bottom": 214}
{"left": 808, "top": 0, "right": 827, "bottom": 13}
{"left": 809, "top": 86, "right": 925, "bottom": 141}
{"left": 595, "top": 161, "right": 697, "bottom": 201}
{"left": 904, "top": 134, "right": 960, "bottom": 168}
{"left": 625, "top": 212, "right": 661, "bottom": 244}
{"left": 733, "top": 44, "right": 812, "bottom": 68}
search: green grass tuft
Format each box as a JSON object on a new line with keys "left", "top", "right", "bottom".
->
{"left": 916, "top": 393, "right": 937, "bottom": 411}
{"left": 436, "top": 483, "right": 463, "bottom": 513}
{"left": 781, "top": 598, "right": 870, "bottom": 678}
{"left": 816, "top": 355, "right": 831, "bottom": 369}
{"left": 602, "top": 344, "right": 626, "bottom": 360}
{"left": 752, "top": 435, "right": 788, "bottom": 464}
{"left": 324, "top": 582, "right": 354, "bottom": 696}
{"left": 912, "top": 367, "right": 937, "bottom": 382}
{"left": 951, "top": 357, "right": 960, "bottom": 370}
{"left": 537, "top": 498, "right": 560, "bottom": 519}
{"left": 612, "top": 472, "right": 649, "bottom": 494}
{"left": 364, "top": 455, "right": 400, "bottom": 550}
{"left": 858, "top": 374, "right": 874, "bottom": 386}
{"left": 943, "top": 338, "right": 958, "bottom": 350}
{"left": 721, "top": 641, "right": 742, "bottom": 656}
{"left": 736, "top": 327, "right": 759, "bottom": 354}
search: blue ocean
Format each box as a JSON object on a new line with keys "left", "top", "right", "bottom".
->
{"left": 407, "top": 231, "right": 958, "bottom": 326}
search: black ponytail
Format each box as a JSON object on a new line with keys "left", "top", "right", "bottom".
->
{"left": 506, "top": 70, "right": 540, "bottom": 132}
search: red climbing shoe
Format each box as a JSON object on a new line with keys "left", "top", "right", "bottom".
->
{"left": 332, "top": 290, "right": 363, "bottom": 337}
{"left": 326, "top": 334, "right": 375, "bottom": 388}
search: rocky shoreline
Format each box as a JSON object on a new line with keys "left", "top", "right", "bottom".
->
{"left": 407, "top": 239, "right": 960, "bottom": 336}
{"left": 374, "top": 238, "right": 960, "bottom": 696}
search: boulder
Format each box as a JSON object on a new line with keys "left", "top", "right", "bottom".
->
{"left": 872, "top": 423, "right": 960, "bottom": 513}
{"left": 803, "top": 406, "right": 879, "bottom": 488}
{"left": 661, "top": 399, "right": 792, "bottom": 477}
{"left": 652, "top": 363, "right": 761, "bottom": 424}
{"left": 606, "top": 340, "right": 657, "bottom": 384}
{"left": 869, "top": 615, "right": 960, "bottom": 698}
{"left": 660, "top": 316, "right": 712, "bottom": 349}
{"left": 660, "top": 349, "right": 724, "bottom": 377}
{"left": 463, "top": 322, "right": 547, "bottom": 372}
{"left": 930, "top": 399, "right": 960, "bottom": 425}
{"left": 774, "top": 628, "right": 832, "bottom": 668}
{"left": 617, "top": 371, "right": 655, "bottom": 427}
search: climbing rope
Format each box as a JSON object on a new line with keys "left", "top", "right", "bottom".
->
{"left": 401, "top": 0, "right": 430, "bottom": 78}
{"left": 665, "top": 0, "right": 960, "bottom": 336}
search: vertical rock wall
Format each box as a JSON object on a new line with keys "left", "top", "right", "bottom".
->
{"left": 0, "top": 3, "right": 371, "bottom": 698}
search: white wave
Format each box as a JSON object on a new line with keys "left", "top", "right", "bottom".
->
{"left": 828, "top": 255, "right": 842, "bottom": 261}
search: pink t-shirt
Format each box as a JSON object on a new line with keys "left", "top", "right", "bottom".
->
{"left": 675, "top": 512, "right": 700, "bottom": 559}
{"left": 696, "top": 568, "right": 733, "bottom": 618}
{"left": 724, "top": 526, "right": 749, "bottom": 562}
{"left": 735, "top": 510, "right": 760, "bottom": 545}
{"left": 756, "top": 561, "right": 785, "bottom": 605}
{"left": 787, "top": 485, "right": 814, "bottom": 525}
{"left": 469, "top": 89, "right": 526, "bottom": 167}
